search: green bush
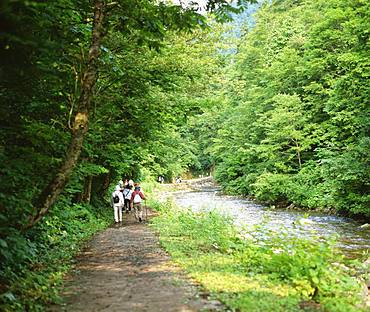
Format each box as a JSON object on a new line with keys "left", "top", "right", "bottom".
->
{"left": 252, "top": 172, "right": 293, "bottom": 203}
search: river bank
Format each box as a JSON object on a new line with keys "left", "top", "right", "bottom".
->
{"left": 168, "top": 176, "right": 370, "bottom": 223}
{"left": 152, "top": 189, "right": 370, "bottom": 311}
{"left": 171, "top": 186, "right": 370, "bottom": 258}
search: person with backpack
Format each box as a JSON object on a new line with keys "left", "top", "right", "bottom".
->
{"left": 111, "top": 185, "right": 124, "bottom": 224}
{"left": 158, "top": 175, "right": 164, "bottom": 184}
{"left": 118, "top": 179, "right": 124, "bottom": 188}
{"left": 131, "top": 185, "right": 146, "bottom": 222}
{"left": 123, "top": 184, "right": 133, "bottom": 213}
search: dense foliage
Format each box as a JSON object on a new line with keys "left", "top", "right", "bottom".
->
{"left": 191, "top": 0, "right": 370, "bottom": 218}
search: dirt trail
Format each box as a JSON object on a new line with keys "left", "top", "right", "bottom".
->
{"left": 50, "top": 210, "right": 223, "bottom": 312}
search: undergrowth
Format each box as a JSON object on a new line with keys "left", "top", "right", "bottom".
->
{"left": 150, "top": 200, "right": 366, "bottom": 312}
{"left": 0, "top": 201, "right": 111, "bottom": 311}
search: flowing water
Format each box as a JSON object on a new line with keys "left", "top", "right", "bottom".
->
{"left": 171, "top": 186, "right": 370, "bottom": 259}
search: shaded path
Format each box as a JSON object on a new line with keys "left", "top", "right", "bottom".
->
{"left": 50, "top": 210, "right": 223, "bottom": 312}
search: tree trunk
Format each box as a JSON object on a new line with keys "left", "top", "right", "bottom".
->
{"left": 102, "top": 170, "right": 112, "bottom": 193}
{"left": 24, "top": 0, "right": 105, "bottom": 230}
{"left": 81, "top": 175, "right": 93, "bottom": 203}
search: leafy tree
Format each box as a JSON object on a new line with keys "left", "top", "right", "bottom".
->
{"left": 202, "top": 0, "right": 369, "bottom": 217}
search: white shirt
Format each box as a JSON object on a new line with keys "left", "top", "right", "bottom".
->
{"left": 112, "top": 190, "right": 124, "bottom": 205}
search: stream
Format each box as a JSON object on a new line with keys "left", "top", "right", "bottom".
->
{"left": 170, "top": 186, "right": 370, "bottom": 259}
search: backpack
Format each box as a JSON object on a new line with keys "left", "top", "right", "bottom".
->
{"left": 124, "top": 188, "right": 131, "bottom": 200}
{"left": 113, "top": 194, "right": 120, "bottom": 204}
{"left": 133, "top": 192, "right": 142, "bottom": 203}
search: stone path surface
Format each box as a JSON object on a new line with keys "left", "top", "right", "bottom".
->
{"left": 50, "top": 210, "right": 223, "bottom": 312}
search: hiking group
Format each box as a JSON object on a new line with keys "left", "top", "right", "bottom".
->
{"left": 111, "top": 179, "right": 146, "bottom": 224}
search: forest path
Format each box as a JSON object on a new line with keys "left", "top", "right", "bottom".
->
{"left": 49, "top": 209, "right": 223, "bottom": 312}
